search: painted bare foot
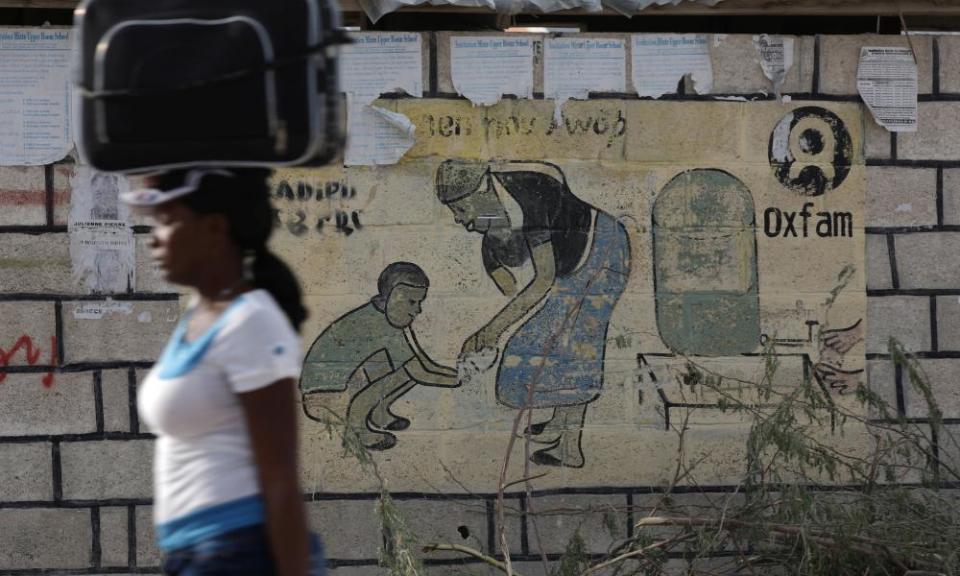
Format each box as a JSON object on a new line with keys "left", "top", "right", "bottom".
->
{"left": 530, "top": 436, "right": 585, "bottom": 468}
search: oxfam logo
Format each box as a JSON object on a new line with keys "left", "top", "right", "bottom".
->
{"left": 768, "top": 107, "right": 853, "bottom": 197}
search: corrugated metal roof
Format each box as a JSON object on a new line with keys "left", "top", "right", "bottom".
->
{"left": 359, "top": 0, "right": 725, "bottom": 22}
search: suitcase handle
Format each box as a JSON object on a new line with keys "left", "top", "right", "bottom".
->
{"left": 79, "top": 29, "right": 351, "bottom": 101}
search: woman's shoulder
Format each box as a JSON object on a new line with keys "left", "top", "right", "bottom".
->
{"left": 219, "top": 290, "right": 299, "bottom": 341}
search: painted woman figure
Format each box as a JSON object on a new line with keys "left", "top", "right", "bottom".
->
{"left": 437, "top": 160, "right": 631, "bottom": 468}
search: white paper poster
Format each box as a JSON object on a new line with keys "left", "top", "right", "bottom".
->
{"left": 0, "top": 28, "right": 73, "bottom": 165}
{"left": 68, "top": 167, "right": 135, "bottom": 294}
{"left": 857, "top": 47, "right": 917, "bottom": 133}
{"left": 340, "top": 33, "right": 422, "bottom": 166}
{"left": 344, "top": 98, "right": 416, "bottom": 166}
{"left": 632, "top": 34, "right": 713, "bottom": 97}
{"left": 451, "top": 36, "right": 534, "bottom": 106}
{"left": 340, "top": 32, "right": 423, "bottom": 102}
{"left": 754, "top": 34, "right": 794, "bottom": 97}
{"left": 544, "top": 37, "right": 626, "bottom": 122}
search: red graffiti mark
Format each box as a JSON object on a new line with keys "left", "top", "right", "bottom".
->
{"left": 0, "top": 335, "right": 57, "bottom": 388}
{"left": 0, "top": 189, "right": 70, "bottom": 207}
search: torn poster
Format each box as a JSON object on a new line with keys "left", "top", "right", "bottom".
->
{"left": 754, "top": 34, "right": 794, "bottom": 98}
{"left": 68, "top": 167, "right": 135, "bottom": 293}
{"left": 857, "top": 47, "right": 917, "bottom": 132}
{"left": 345, "top": 99, "right": 417, "bottom": 166}
{"left": 544, "top": 37, "right": 626, "bottom": 123}
{"left": 340, "top": 32, "right": 423, "bottom": 103}
{"left": 632, "top": 34, "right": 712, "bottom": 97}
{"left": 340, "top": 33, "right": 421, "bottom": 166}
{"left": 451, "top": 36, "right": 534, "bottom": 105}
{"left": 0, "top": 28, "right": 73, "bottom": 165}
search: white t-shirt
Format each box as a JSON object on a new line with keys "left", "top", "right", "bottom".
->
{"left": 138, "top": 290, "right": 301, "bottom": 548}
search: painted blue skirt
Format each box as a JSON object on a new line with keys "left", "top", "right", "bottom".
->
{"left": 497, "top": 212, "right": 630, "bottom": 409}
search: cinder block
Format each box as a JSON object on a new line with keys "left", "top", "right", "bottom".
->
{"left": 895, "top": 232, "right": 960, "bottom": 289}
{"left": 394, "top": 497, "right": 501, "bottom": 559}
{"left": 710, "top": 35, "right": 814, "bottom": 95}
{"left": 944, "top": 170, "right": 960, "bottom": 226}
{"left": 524, "top": 494, "right": 627, "bottom": 555}
{"left": 867, "top": 358, "right": 898, "bottom": 419}
{"left": 905, "top": 359, "right": 960, "bottom": 419}
{"left": 935, "top": 425, "right": 960, "bottom": 482}
{"left": 898, "top": 103, "right": 960, "bottom": 161}
{"left": 866, "top": 167, "right": 937, "bottom": 227}
{"left": 135, "top": 506, "right": 160, "bottom": 568}
{"left": 485, "top": 99, "right": 627, "bottom": 162}
{"left": 330, "top": 567, "right": 387, "bottom": 576}
{"left": 0, "top": 301, "right": 56, "bottom": 366}
{"left": 0, "top": 166, "right": 46, "bottom": 226}
{"left": 135, "top": 368, "right": 152, "bottom": 434}
{"left": 632, "top": 491, "right": 745, "bottom": 552}
{"left": 307, "top": 499, "right": 382, "bottom": 560}
{"left": 623, "top": 101, "right": 741, "bottom": 164}
{"left": 0, "top": 443, "right": 51, "bottom": 501}
{"left": 867, "top": 296, "right": 930, "bottom": 354}
{"left": 60, "top": 439, "right": 153, "bottom": 500}
{"left": 938, "top": 295, "right": 960, "bottom": 352}
{"left": 819, "top": 35, "right": 933, "bottom": 95}
{"left": 940, "top": 35, "right": 960, "bottom": 94}
{"left": 0, "top": 372, "right": 97, "bottom": 436}
{"left": 52, "top": 164, "right": 74, "bottom": 226}
{"left": 101, "top": 369, "right": 132, "bottom": 433}
{"left": 99, "top": 506, "right": 129, "bottom": 568}
{"left": 0, "top": 233, "right": 72, "bottom": 293}
{"left": 865, "top": 234, "right": 892, "bottom": 290}
{"left": 0, "top": 508, "right": 92, "bottom": 569}
{"left": 864, "top": 115, "right": 892, "bottom": 160}
{"left": 61, "top": 300, "right": 179, "bottom": 363}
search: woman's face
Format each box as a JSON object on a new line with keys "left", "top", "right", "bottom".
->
{"left": 446, "top": 183, "right": 508, "bottom": 234}
{"left": 146, "top": 201, "right": 227, "bottom": 286}
{"left": 384, "top": 284, "right": 428, "bottom": 328}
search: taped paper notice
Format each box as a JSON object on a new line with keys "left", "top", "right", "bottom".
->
{"left": 68, "top": 167, "right": 135, "bottom": 293}
{"left": 754, "top": 34, "right": 794, "bottom": 97}
{"left": 632, "top": 34, "right": 712, "bottom": 97}
{"left": 345, "top": 99, "right": 416, "bottom": 166}
{"left": 544, "top": 37, "right": 626, "bottom": 123}
{"left": 451, "top": 36, "right": 534, "bottom": 106}
{"left": 340, "top": 33, "right": 421, "bottom": 165}
{"left": 0, "top": 28, "right": 73, "bottom": 165}
{"left": 73, "top": 300, "right": 133, "bottom": 320}
{"left": 857, "top": 47, "right": 917, "bottom": 132}
{"left": 341, "top": 32, "right": 423, "bottom": 103}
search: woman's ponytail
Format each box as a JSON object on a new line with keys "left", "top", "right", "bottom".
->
{"left": 250, "top": 249, "right": 308, "bottom": 332}
{"left": 180, "top": 168, "right": 309, "bottom": 332}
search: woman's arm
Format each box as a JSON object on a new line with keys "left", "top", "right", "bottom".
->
{"left": 463, "top": 241, "right": 556, "bottom": 354}
{"left": 489, "top": 266, "right": 519, "bottom": 296}
{"left": 239, "top": 378, "right": 310, "bottom": 576}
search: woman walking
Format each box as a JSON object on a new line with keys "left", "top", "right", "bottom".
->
{"left": 125, "top": 168, "right": 323, "bottom": 575}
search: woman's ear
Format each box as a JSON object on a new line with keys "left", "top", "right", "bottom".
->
{"left": 202, "top": 212, "right": 232, "bottom": 244}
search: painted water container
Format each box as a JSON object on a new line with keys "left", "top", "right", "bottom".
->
{"left": 653, "top": 169, "right": 759, "bottom": 356}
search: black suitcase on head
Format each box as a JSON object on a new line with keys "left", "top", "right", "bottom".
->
{"left": 74, "top": 0, "right": 344, "bottom": 173}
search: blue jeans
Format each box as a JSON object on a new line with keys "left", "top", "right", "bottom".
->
{"left": 161, "top": 524, "right": 326, "bottom": 576}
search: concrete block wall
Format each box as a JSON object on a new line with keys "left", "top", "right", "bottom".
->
{"left": 1, "top": 31, "right": 959, "bottom": 575}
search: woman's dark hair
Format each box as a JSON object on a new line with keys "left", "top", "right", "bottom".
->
{"left": 151, "top": 168, "right": 308, "bottom": 331}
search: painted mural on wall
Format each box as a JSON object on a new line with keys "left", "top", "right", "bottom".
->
{"left": 271, "top": 99, "right": 866, "bottom": 491}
